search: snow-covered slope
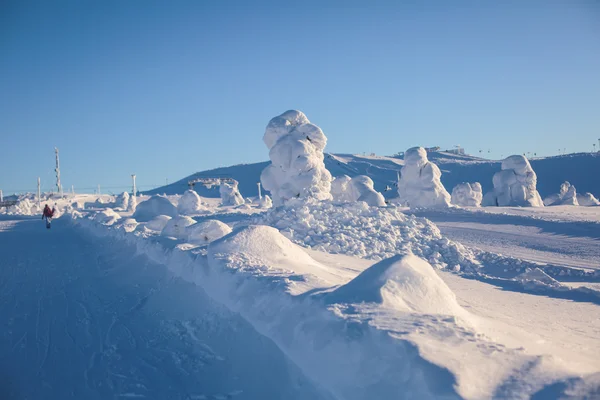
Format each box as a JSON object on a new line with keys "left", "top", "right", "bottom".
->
{"left": 146, "top": 152, "right": 600, "bottom": 200}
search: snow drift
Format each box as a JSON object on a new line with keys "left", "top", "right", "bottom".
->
{"left": 482, "top": 155, "right": 544, "bottom": 207}
{"left": 397, "top": 147, "right": 451, "bottom": 208}
{"left": 260, "top": 110, "right": 332, "bottom": 206}
{"left": 145, "top": 215, "right": 172, "bottom": 232}
{"left": 161, "top": 216, "right": 196, "bottom": 239}
{"left": 186, "top": 219, "right": 232, "bottom": 245}
{"left": 451, "top": 182, "right": 482, "bottom": 207}
{"left": 133, "top": 195, "right": 178, "bottom": 222}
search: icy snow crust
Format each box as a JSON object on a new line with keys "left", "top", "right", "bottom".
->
{"left": 260, "top": 110, "right": 332, "bottom": 206}
{"left": 483, "top": 155, "right": 544, "bottom": 207}
{"left": 397, "top": 147, "right": 451, "bottom": 208}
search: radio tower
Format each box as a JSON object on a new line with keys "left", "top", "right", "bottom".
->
{"left": 55, "top": 147, "right": 63, "bottom": 197}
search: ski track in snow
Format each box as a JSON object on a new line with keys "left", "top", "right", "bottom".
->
{"left": 0, "top": 218, "right": 330, "bottom": 400}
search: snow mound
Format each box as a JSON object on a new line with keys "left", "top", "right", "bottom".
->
{"left": 258, "top": 200, "right": 477, "bottom": 269}
{"left": 516, "top": 268, "right": 561, "bottom": 288}
{"left": 397, "top": 147, "right": 451, "bottom": 208}
{"left": 177, "top": 190, "right": 204, "bottom": 214}
{"left": 544, "top": 181, "right": 579, "bottom": 206}
{"left": 132, "top": 195, "right": 177, "bottom": 222}
{"left": 577, "top": 192, "right": 600, "bottom": 206}
{"left": 93, "top": 208, "right": 121, "bottom": 225}
{"left": 7, "top": 198, "right": 40, "bottom": 215}
{"left": 187, "top": 220, "right": 232, "bottom": 245}
{"left": 145, "top": 215, "right": 172, "bottom": 232}
{"left": 161, "top": 216, "right": 196, "bottom": 239}
{"left": 258, "top": 195, "right": 273, "bottom": 208}
{"left": 451, "top": 182, "right": 482, "bottom": 207}
{"left": 326, "top": 254, "right": 469, "bottom": 317}
{"left": 332, "top": 175, "right": 386, "bottom": 206}
{"left": 260, "top": 110, "right": 332, "bottom": 206}
{"left": 115, "top": 218, "right": 138, "bottom": 233}
{"left": 208, "top": 225, "right": 341, "bottom": 291}
{"left": 482, "top": 155, "right": 544, "bottom": 207}
{"left": 115, "top": 192, "right": 130, "bottom": 210}
{"left": 220, "top": 181, "right": 244, "bottom": 206}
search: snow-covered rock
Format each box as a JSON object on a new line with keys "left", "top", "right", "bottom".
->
{"left": 161, "top": 216, "right": 196, "bottom": 239}
{"left": 177, "top": 190, "right": 204, "bottom": 214}
{"left": 451, "top": 182, "right": 483, "bottom": 207}
{"left": 132, "top": 195, "right": 177, "bottom": 222}
{"left": 145, "top": 215, "right": 172, "bottom": 232}
{"left": 544, "top": 182, "right": 579, "bottom": 206}
{"left": 219, "top": 181, "right": 244, "bottom": 206}
{"left": 260, "top": 110, "right": 332, "bottom": 206}
{"left": 187, "top": 219, "right": 233, "bottom": 245}
{"left": 397, "top": 147, "right": 451, "bottom": 208}
{"left": 576, "top": 192, "right": 600, "bottom": 206}
{"left": 115, "top": 192, "right": 130, "bottom": 210}
{"left": 93, "top": 208, "right": 121, "bottom": 226}
{"left": 482, "top": 155, "right": 544, "bottom": 207}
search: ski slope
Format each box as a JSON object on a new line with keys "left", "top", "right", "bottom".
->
{"left": 0, "top": 216, "right": 330, "bottom": 400}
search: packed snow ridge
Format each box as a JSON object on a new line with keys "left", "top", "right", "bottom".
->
{"left": 260, "top": 110, "right": 332, "bottom": 206}
{"left": 482, "top": 155, "right": 544, "bottom": 207}
{"left": 397, "top": 147, "right": 451, "bottom": 208}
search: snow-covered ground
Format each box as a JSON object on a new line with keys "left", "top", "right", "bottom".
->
{"left": 2, "top": 182, "right": 599, "bottom": 398}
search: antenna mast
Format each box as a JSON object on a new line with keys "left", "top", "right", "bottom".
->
{"left": 55, "top": 147, "right": 63, "bottom": 197}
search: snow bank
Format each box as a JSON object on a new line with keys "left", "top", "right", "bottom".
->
{"left": 260, "top": 110, "right": 332, "bottom": 206}
{"left": 219, "top": 181, "right": 244, "bottom": 206}
{"left": 397, "top": 147, "right": 451, "bottom": 208}
{"left": 451, "top": 182, "right": 482, "bottom": 207}
{"left": 258, "top": 200, "right": 477, "bottom": 269}
{"left": 544, "top": 182, "right": 578, "bottom": 206}
{"left": 115, "top": 192, "right": 130, "bottom": 210}
{"left": 93, "top": 208, "right": 121, "bottom": 225}
{"left": 186, "top": 220, "right": 232, "bottom": 245}
{"left": 326, "top": 254, "right": 469, "bottom": 317}
{"left": 516, "top": 268, "right": 561, "bottom": 289}
{"left": 7, "top": 198, "right": 41, "bottom": 215}
{"left": 161, "top": 216, "right": 196, "bottom": 239}
{"left": 145, "top": 215, "right": 172, "bottom": 232}
{"left": 177, "top": 190, "right": 204, "bottom": 214}
{"left": 331, "top": 175, "right": 386, "bottom": 206}
{"left": 482, "top": 155, "right": 544, "bottom": 207}
{"left": 577, "top": 192, "right": 600, "bottom": 206}
{"left": 132, "top": 195, "right": 177, "bottom": 222}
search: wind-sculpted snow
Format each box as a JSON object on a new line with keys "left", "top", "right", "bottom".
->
{"left": 482, "top": 155, "right": 544, "bottom": 207}
{"left": 260, "top": 110, "right": 332, "bottom": 206}
{"left": 258, "top": 200, "right": 478, "bottom": 270}
{"left": 133, "top": 195, "right": 178, "bottom": 221}
{"left": 397, "top": 147, "right": 451, "bottom": 208}
{"left": 451, "top": 182, "right": 482, "bottom": 207}
{"left": 187, "top": 219, "right": 232, "bottom": 245}
{"left": 145, "top": 215, "right": 172, "bottom": 231}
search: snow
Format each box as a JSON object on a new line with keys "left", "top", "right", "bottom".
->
{"left": 132, "top": 195, "right": 178, "bottom": 222}
{"left": 127, "top": 194, "right": 137, "bottom": 212}
{"left": 187, "top": 219, "right": 232, "bottom": 245}
{"left": 482, "top": 155, "right": 544, "bottom": 207}
{"left": 260, "top": 110, "right": 332, "bottom": 206}
{"left": 161, "top": 215, "right": 196, "bottom": 239}
{"left": 451, "top": 182, "right": 482, "bottom": 207}
{"left": 219, "top": 181, "right": 244, "bottom": 206}
{"left": 145, "top": 214, "right": 172, "bottom": 232}
{"left": 177, "top": 189, "right": 204, "bottom": 214}
{"left": 93, "top": 208, "right": 121, "bottom": 225}
{"left": 577, "top": 192, "right": 600, "bottom": 206}
{"left": 397, "top": 147, "right": 451, "bottom": 208}
{"left": 258, "top": 194, "right": 272, "bottom": 208}
{"left": 544, "top": 181, "right": 579, "bottom": 206}
{"left": 115, "top": 191, "right": 130, "bottom": 210}
{"left": 331, "top": 175, "right": 386, "bottom": 206}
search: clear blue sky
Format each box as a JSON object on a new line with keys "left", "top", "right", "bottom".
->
{"left": 1, "top": 0, "right": 599, "bottom": 194}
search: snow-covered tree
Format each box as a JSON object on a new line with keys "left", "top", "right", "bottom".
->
{"left": 482, "top": 155, "right": 543, "bottom": 207}
{"left": 177, "top": 189, "right": 204, "bottom": 214}
{"left": 115, "top": 192, "right": 130, "bottom": 210}
{"left": 451, "top": 182, "right": 482, "bottom": 207}
{"left": 544, "top": 181, "right": 578, "bottom": 206}
{"left": 397, "top": 147, "right": 451, "bottom": 208}
{"left": 331, "top": 175, "right": 385, "bottom": 206}
{"left": 260, "top": 110, "right": 332, "bottom": 206}
{"left": 220, "top": 181, "right": 244, "bottom": 206}
{"left": 577, "top": 192, "right": 600, "bottom": 206}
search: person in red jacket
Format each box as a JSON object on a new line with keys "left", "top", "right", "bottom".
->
{"left": 42, "top": 204, "right": 55, "bottom": 224}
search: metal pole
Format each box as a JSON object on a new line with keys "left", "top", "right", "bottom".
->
{"left": 0, "top": 189, "right": 3, "bottom": 203}
{"left": 37, "top": 177, "right": 41, "bottom": 207}
{"left": 55, "top": 147, "right": 63, "bottom": 197}
{"left": 257, "top": 182, "right": 262, "bottom": 199}
{"left": 131, "top": 174, "right": 137, "bottom": 197}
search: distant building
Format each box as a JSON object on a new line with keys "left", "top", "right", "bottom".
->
{"left": 445, "top": 146, "right": 465, "bottom": 155}
{"left": 424, "top": 146, "right": 440, "bottom": 152}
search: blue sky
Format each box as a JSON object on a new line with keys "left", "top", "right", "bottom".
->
{"left": 1, "top": 0, "right": 599, "bottom": 194}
